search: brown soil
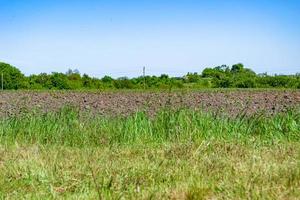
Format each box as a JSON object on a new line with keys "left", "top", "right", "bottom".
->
{"left": 0, "top": 90, "right": 299, "bottom": 117}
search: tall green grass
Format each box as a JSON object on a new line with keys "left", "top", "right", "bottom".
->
{"left": 1, "top": 106, "right": 300, "bottom": 199}
{"left": 0, "top": 106, "right": 299, "bottom": 146}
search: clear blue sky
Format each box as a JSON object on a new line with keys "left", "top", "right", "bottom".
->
{"left": 0, "top": 0, "right": 300, "bottom": 77}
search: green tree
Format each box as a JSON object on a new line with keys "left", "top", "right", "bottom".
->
{"left": 231, "top": 63, "right": 244, "bottom": 73}
{"left": 82, "top": 74, "right": 92, "bottom": 88}
{"left": 65, "top": 69, "right": 82, "bottom": 89}
{"left": 184, "top": 72, "right": 201, "bottom": 83}
{"left": 113, "top": 77, "right": 134, "bottom": 89}
{"left": 102, "top": 76, "right": 114, "bottom": 83}
{"left": 50, "top": 72, "right": 70, "bottom": 89}
{"left": 0, "top": 62, "right": 27, "bottom": 89}
{"left": 202, "top": 67, "right": 226, "bottom": 79}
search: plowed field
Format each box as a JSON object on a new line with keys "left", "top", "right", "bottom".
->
{"left": 0, "top": 90, "right": 299, "bottom": 117}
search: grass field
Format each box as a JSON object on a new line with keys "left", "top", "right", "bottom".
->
{"left": 0, "top": 106, "right": 299, "bottom": 199}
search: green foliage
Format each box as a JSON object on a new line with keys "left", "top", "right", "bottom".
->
{"left": 184, "top": 72, "right": 201, "bottom": 83}
{"left": 0, "top": 62, "right": 27, "bottom": 89}
{"left": 101, "top": 75, "right": 113, "bottom": 83}
{"left": 257, "top": 75, "right": 300, "bottom": 88}
{"left": 82, "top": 74, "right": 93, "bottom": 88}
{"left": 231, "top": 63, "right": 244, "bottom": 73}
{"left": 66, "top": 69, "right": 82, "bottom": 89}
{"left": 28, "top": 73, "right": 52, "bottom": 89}
{"left": 50, "top": 72, "right": 71, "bottom": 89}
{"left": 113, "top": 77, "right": 134, "bottom": 89}
{"left": 0, "top": 61, "right": 299, "bottom": 90}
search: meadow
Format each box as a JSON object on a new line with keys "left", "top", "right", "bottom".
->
{"left": 1, "top": 0, "right": 300, "bottom": 199}
{"left": 0, "top": 95, "right": 299, "bottom": 199}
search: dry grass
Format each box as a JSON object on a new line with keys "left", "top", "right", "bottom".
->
{"left": 0, "top": 142, "right": 299, "bottom": 199}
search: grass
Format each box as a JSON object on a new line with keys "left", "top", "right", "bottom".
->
{"left": 0, "top": 107, "right": 299, "bottom": 199}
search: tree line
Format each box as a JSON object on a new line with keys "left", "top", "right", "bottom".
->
{"left": 0, "top": 62, "right": 299, "bottom": 90}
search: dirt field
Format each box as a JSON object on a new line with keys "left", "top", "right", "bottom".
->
{"left": 0, "top": 90, "right": 299, "bottom": 117}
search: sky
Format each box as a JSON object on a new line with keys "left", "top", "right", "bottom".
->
{"left": 0, "top": 0, "right": 300, "bottom": 77}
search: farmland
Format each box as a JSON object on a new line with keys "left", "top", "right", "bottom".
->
{"left": 0, "top": 90, "right": 300, "bottom": 199}
{"left": 1, "top": 90, "right": 299, "bottom": 117}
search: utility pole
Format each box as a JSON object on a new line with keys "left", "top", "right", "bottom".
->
{"left": 1, "top": 73, "right": 3, "bottom": 91}
{"left": 143, "top": 66, "right": 146, "bottom": 90}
